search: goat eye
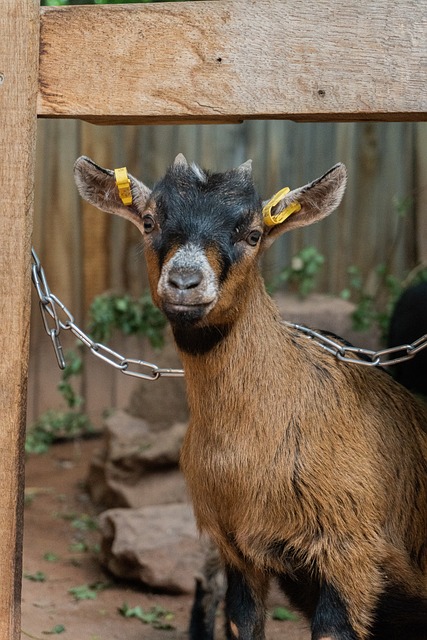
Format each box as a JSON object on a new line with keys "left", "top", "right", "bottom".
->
{"left": 142, "top": 214, "right": 156, "bottom": 233}
{"left": 246, "top": 230, "right": 262, "bottom": 246}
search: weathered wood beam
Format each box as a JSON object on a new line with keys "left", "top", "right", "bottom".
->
{"left": 0, "top": 1, "right": 39, "bottom": 638}
{"left": 38, "top": 0, "right": 427, "bottom": 125}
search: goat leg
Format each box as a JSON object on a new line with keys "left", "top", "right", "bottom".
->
{"left": 311, "top": 582, "right": 359, "bottom": 640}
{"left": 224, "top": 564, "right": 269, "bottom": 640}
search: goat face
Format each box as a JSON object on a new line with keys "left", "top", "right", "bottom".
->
{"left": 143, "top": 157, "right": 264, "bottom": 327}
{"left": 73, "top": 154, "right": 347, "bottom": 328}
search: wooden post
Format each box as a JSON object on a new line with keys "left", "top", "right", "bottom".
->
{"left": 416, "top": 123, "right": 427, "bottom": 262}
{"left": 0, "top": 2, "right": 39, "bottom": 638}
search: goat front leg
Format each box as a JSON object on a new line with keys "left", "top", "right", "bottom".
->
{"left": 189, "top": 538, "right": 226, "bottom": 640}
{"left": 224, "top": 564, "right": 269, "bottom": 640}
{"left": 311, "top": 583, "right": 359, "bottom": 640}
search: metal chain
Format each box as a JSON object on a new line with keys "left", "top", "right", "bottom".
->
{"left": 31, "top": 247, "right": 427, "bottom": 378}
{"left": 31, "top": 248, "right": 185, "bottom": 380}
{"left": 283, "top": 322, "right": 427, "bottom": 368}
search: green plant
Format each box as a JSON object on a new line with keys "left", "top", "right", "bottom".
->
{"left": 269, "top": 246, "right": 325, "bottom": 298}
{"left": 25, "top": 408, "right": 93, "bottom": 455}
{"left": 55, "top": 510, "right": 98, "bottom": 530}
{"left": 88, "top": 291, "right": 167, "bottom": 348}
{"left": 69, "top": 540, "right": 100, "bottom": 554}
{"left": 56, "top": 349, "right": 84, "bottom": 409}
{"left": 270, "top": 606, "right": 298, "bottom": 621}
{"left": 119, "top": 603, "right": 175, "bottom": 630}
{"left": 42, "top": 625, "right": 66, "bottom": 635}
{"left": 70, "top": 513, "right": 99, "bottom": 532}
{"left": 25, "top": 347, "right": 94, "bottom": 454}
{"left": 24, "top": 571, "right": 47, "bottom": 582}
{"left": 341, "top": 263, "right": 427, "bottom": 339}
{"left": 27, "top": 290, "right": 166, "bottom": 454}
{"left": 68, "top": 582, "right": 108, "bottom": 601}
{"left": 338, "top": 193, "right": 427, "bottom": 338}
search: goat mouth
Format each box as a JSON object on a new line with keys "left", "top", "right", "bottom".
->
{"left": 162, "top": 301, "right": 213, "bottom": 325}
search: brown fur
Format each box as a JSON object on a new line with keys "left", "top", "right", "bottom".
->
{"left": 179, "top": 272, "right": 427, "bottom": 639}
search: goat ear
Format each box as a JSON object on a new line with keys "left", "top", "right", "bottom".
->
{"left": 262, "top": 163, "right": 347, "bottom": 248}
{"left": 73, "top": 156, "right": 151, "bottom": 232}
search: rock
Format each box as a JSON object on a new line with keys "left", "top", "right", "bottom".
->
{"left": 274, "top": 292, "right": 381, "bottom": 351}
{"left": 89, "top": 459, "right": 188, "bottom": 509}
{"left": 99, "top": 503, "right": 203, "bottom": 594}
{"left": 104, "top": 411, "right": 186, "bottom": 474}
{"left": 87, "top": 410, "right": 188, "bottom": 508}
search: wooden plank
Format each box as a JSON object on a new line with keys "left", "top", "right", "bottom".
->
{"left": 416, "top": 123, "right": 427, "bottom": 263}
{"left": 35, "top": 121, "right": 82, "bottom": 317}
{"left": 38, "top": 0, "right": 427, "bottom": 125}
{"left": 81, "top": 122, "right": 112, "bottom": 312}
{"left": 0, "top": 1, "right": 39, "bottom": 638}
{"left": 28, "top": 120, "right": 83, "bottom": 426}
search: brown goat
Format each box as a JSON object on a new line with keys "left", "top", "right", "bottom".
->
{"left": 74, "top": 155, "right": 427, "bottom": 640}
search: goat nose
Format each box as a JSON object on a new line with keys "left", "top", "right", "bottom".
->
{"left": 168, "top": 269, "right": 203, "bottom": 290}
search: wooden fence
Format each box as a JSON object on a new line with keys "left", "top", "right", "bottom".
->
{"left": 28, "top": 119, "right": 427, "bottom": 425}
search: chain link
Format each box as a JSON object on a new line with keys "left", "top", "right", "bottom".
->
{"left": 31, "top": 248, "right": 185, "bottom": 380}
{"left": 31, "top": 247, "right": 427, "bottom": 378}
{"left": 283, "top": 322, "right": 427, "bottom": 367}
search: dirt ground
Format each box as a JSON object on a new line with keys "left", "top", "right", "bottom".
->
{"left": 22, "top": 438, "right": 311, "bottom": 640}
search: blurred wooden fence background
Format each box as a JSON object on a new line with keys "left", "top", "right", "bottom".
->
{"left": 28, "top": 120, "right": 427, "bottom": 426}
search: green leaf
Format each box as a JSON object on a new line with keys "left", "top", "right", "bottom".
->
{"left": 43, "top": 552, "right": 59, "bottom": 563}
{"left": 68, "top": 583, "right": 107, "bottom": 600}
{"left": 42, "top": 624, "right": 66, "bottom": 635}
{"left": 88, "top": 291, "right": 166, "bottom": 347}
{"left": 271, "top": 606, "right": 298, "bottom": 621}
{"left": 25, "top": 408, "right": 94, "bottom": 455}
{"left": 24, "top": 571, "right": 46, "bottom": 582}
{"left": 70, "top": 514, "right": 99, "bottom": 531}
{"left": 69, "top": 541, "right": 89, "bottom": 553}
{"left": 119, "top": 603, "right": 175, "bottom": 629}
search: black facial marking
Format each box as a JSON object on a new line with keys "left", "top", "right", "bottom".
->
{"left": 172, "top": 324, "right": 231, "bottom": 355}
{"left": 150, "top": 163, "right": 262, "bottom": 277}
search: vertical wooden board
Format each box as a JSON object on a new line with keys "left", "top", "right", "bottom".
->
{"left": 122, "top": 125, "right": 151, "bottom": 295}
{"left": 174, "top": 124, "right": 199, "bottom": 163}
{"left": 81, "top": 122, "right": 112, "bottom": 312}
{"left": 33, "top": 120, "right": 82, "bottom": 315}
{"left": 416, "top": 123, "right": 427, "bottom": 263}
{"left": 0, "top": 2, "right": 39, "bottom": 638}
{"left": 83, "top": 349, "right": 117, "bottom": 428}
{"left": 333, "top": 123, "right": 359, "bottom": 293}
{"left": 29, "top": 120, "right": 82, "bottom": 424}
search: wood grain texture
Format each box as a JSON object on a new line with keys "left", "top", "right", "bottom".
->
{"left": 416, "top": 123, "right": 427, "bottom": 262}
{"left": 81, "top": 123, "right": 111, "bottom": 311}
{"left": 38, "top": 0, "right": 427, "bottom": 125}
{"left": 0, "top": 1, "right": 39, "bottom": 638}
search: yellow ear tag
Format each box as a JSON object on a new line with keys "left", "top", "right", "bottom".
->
{"left": 263, "top": 187, "right": 302, "bottom": 227}
{"left": 114, "top": 167, "right": 133, "bottom": 206}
